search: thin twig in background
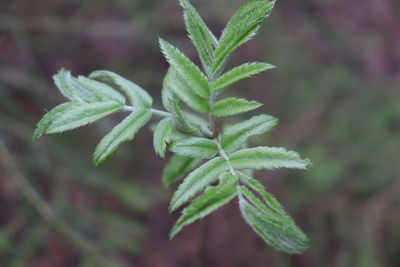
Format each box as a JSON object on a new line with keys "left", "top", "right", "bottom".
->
{"left": 0, "top": 140, "right": 125, "bottom": 267}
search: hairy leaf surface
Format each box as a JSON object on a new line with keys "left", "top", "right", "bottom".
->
{"left": 239, "top": 185, "right": 309, "bottom": 254}
{"left": 160, "top": 39, "right": 210, "bottom": 98}
{"left": 213, "top": 0, "right": 276, "bottom": 74}
{"left": 221, "top": 114, "right": 277, "bottom": 153}
{"left": 211, "top": 62, "right": 274, "bottom": 92}
{"left": 180, "top": 0, "right": 218, "bottom": 73}
{"left": 170, "top": 173, "right": 237, "bottom": 238}
{"left": 33, "top": 102, "right": 77, "bottom": 140}
{"left": 153, "top": 118, "right": 174, "bottom": 158}
{"left": 230, "top": 147, "right": 310, "bottom": 170}
{"left": 166, "top": 68, "right": 210, "bottom": 113}
{"left": 90, "top": 70, "right": 153, "bottom": 108}
{"left": 170, "top": 137, "right": 218, "bottom": 159}
{"left": 39, "top": 101, "right": 123, "bottom": 135}
{"left": 213, "top": 97, "right": 262, "bottom": 117}
{"left": 169, "top": 156, "right": 229, "bottom": 211}
{"left": 76, "top": 76, "right": 126, "bottom": 104}
{"left": 53, "top": 69, "right": 98, "bottom": 103}
{"left": 163, "top": 155, "right": 201, "bottom": 187}
{"left": 93, "top": 109, "right": 152, "bottom": 165}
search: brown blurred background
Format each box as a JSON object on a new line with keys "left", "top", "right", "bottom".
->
{"left": 1, "top": 0, "right": 400, "bottom": 266}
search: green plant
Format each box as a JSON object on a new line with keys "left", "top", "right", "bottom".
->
{"left": 33, "top": 0, "right": 311, "bottom": 254}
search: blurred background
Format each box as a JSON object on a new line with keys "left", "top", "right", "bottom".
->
{"left": 1, "top": 0, "right": 399, "bottom": 266}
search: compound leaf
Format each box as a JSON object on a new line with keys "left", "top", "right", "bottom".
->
{"left": 160, "top": 38, "right": 210, "bottom": 98}
{"left": 170, "top": 137, "right": 218, "bottom": 159}
{"left": 93, "top": 109, "right": 152, "bottom": 165}
{"left": 213, "top": 0, "right": 276, "bottom": 74}
{"left": 90, "top": 70, "right": 153, "bottom": 108}
{"left": 213, "top": 97, "right": 262, "bottom": 117}
{"left": 153, "top": 117, "right": 174, "bottom": 158}
{"left": 211, "top": 62, "right": 274, "bottom": 92}
{"left": 221, "top": 114, "right": 278, "bottom": 153}
{"left": 170, "top": 173, "right": 237, "bottom": 239}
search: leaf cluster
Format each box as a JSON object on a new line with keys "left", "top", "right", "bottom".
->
{"left": 34, "top": 0, "right": 311, "bottom": 254}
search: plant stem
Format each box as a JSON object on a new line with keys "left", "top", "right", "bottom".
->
{"left": 0, "top": 140, "right": 123, "bottom": 267}
{"left": 214, "top": 138, "right": 237, "bottom": 176}
{"left": 208, "top": 93, "right": 217, "bottom": 137}
{"left": 123, "top": 105, "right": 171, "bottom": 118}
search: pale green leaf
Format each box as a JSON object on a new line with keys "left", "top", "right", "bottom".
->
{"left": 239, "top": 185, "right": 309, "bottom": 254}
{"left": 213, "top": 97, "right": 262, "bottom": 117}
{"left": 170, "top": 173, "right": 237, "bottom": 239}
{"left": 179, "top": 0, "right": 218, "bottom": 74}
{"left": 40, "top": 101, "right": 123, "bottom": 135}
{"left": 159, "top": 38, "right": 210, "bottom": 98}
{"left": 166, "top": 68, "right": 210, "bottom": 113}
{"left": 169, "top": 156, "right": 229, "bottom": 211}
{"left": 221, "top": 114, "right": 278, "bottom": 153}
{"left": 162, "top": 155, "right": 201, "bottom": 187}
{"left": 212, "top": 0, "right": 276, "bottom": 74}
{"left": 211, "top": 62, "right": 275, "bottom": 92}
{"left": 89, "top": 70, "right": 153, "bottom": 108}
{"left": 33, "top": 102, "right": 76, "bottom": 140}
{"left": 93, "top": 109, "right": 152, "bottom": 165}
{"left": 170, "top": 137, "right": 218, "bottom": 159}
{"left": 76, "top": 76, "right": 126, "bottom": 104}
{"left": 230, "top": 147, "right": 311, "bottom": 170}
{"left": 53, "top": 69, "right": 98, "bottom": 103}
{"left": 241, "top": 177, "right": 288, "bottom": 216}
{"left": 153, "top": 118, "right": 173, "bottom": 158}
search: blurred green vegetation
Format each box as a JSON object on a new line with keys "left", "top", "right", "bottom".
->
{"left": 1, "top": 0, "right": 399, "bottom": 266}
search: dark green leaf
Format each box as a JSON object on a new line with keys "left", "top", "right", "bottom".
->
{"left": 162, "top": 155, "right": 201, "bottom": 187}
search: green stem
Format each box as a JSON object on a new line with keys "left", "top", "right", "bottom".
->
{"left": 123, "top": 105, "right": 171, "bottom": 118}
{"left": 208, "top": 93, "right": 217, "bottom": 136}
{"left": 214, "top": 138, "right": 237, "bottom": 176}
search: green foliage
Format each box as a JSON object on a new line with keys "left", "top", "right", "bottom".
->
{"left": 90, "top": 70, "right": 153, "bottom": 108}
{"left": 33, "top": 0, "right": 311, "bottom": 254}
{"left": 213, "top": 97, "right": 262, "bottom": 117}
{"left": 93, "top": 109, "right": 152, "bottom": 165}
{"left": 169, "top": 137, "right": 218, "bottom": 159}
{"left": 153, "top": 118, "right": 174, "bottom": 158}
{"left": 221, "top": 114, "right": 278, "bottom": 153}
{"left": 179, "top": 0, "right": 218, "bottom": 75}
{"left": 170, "top": 173, "right": 237, "bottom": 239}
{"left": 211, "top": 62, "right": 275, "bottom": 92}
